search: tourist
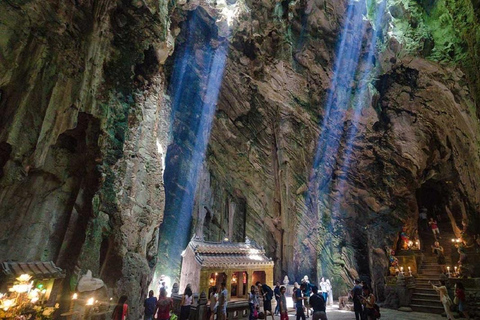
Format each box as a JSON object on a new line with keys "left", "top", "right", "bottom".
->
{"left": 279, "top": 286, "right": 288, "bottom": 320}
{"left": 302, "top": 277, "right": 312, "bottom": 318}
{"left": 155, "top": 288, "right": 173, "bottom": 320}
{"left": 419, "top": 207, "right": 428, "bottom": 231}
{"left": 319, "top": 278, "right": 328, "bottom": 304}
{"left": 256, "top": 281, "right": 274, "bottom": 320}
{"left": 325, "top": 279, "right": 333, "bottom": 306}
{"left": 429, "top": 280, "right": 455, "bottom": 320}
{"left": 217, "top": 282, "right": 228, "bottom": 320}
{"left": 455, "top": 282, "right": 470, "bottom": 319}
{"left": 144, "top": 290, "right": 157, "bottom": 320}
{"left": 360, "top": 286, "right": 375, "bottom": 320}
{"left": 295, "top": 282, "right": 306, "bottom": 320}
{"left": 112, "top": 295, "right": 128, "bottom": 320}
{"left": 160, "top": 281, "right": 169, "bottom": 296}
{"left": 429, "top": 218, "right": 441, "bottom": 239}
{"left": 431, "top": 241, "right": 446, "bottom": 273}
{"left": 209, "top": 287, "right": 218, "bottom": 320}
{"left": 350, "top": 280, "right": 363, "bottom": 320}
{"left": 179, "top": 284, "right": 193, "bottom": 320}
{"left": 248, "top": 285, "right": 259, "bottom": 320}
{"left": 274, "top": 281, "right": 281, "bottom": 315}
{"left": 309, "top": 286, "right": 327, "bottom": 320}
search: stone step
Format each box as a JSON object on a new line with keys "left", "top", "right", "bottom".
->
{"left": 416, "top": 276, "right": 443, "bottom": 281}
{"left": 410, "top": 298, "right": 443, "bottom": 307}
{"left": 410, "top": 304, "right": 445, "bottom": 314}
{"left": 413, "top": 288, "right": 438, "bottom": 295}
{"left": 412, "top": 292, "right": 440, "bottom": 299}
{"left": 419, "top": 271, "right": 442, "bottom": 275}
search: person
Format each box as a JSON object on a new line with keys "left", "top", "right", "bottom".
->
{"left": 217, "top": 282, "right": 228, "bottom": 320}
{"left": 295, "top": 282, "right": 306, "bottom": 320}
{"left": 430, "top": 281, "right": 455, "bottom": 320}
{"left": 309, "top": 286, "right": 327, "bottom": 320}
{"left": 360, "top": 286, "right": 375, "bottom": 320}
{"left": 155, "top": 288, "right": 173, "bottom": 320}
{"left": 248, "top": 285, "right": 259, "bottom": 320}
{"left": 209, "top": 287, "right": 218, "bottom": 320}
{"left": 160, "top": 281, "right": 168, "bottom": 293}
{"left": 112, "top": 296, "right": 128, "bottom": 320}
{"left": 144, "top": 290, "right": 157, "bottom": 320}
{"left": 429, "top": 218, "right": 441, "bottom": 239}
{"left": 455, "top": 282, "right": 470, "bottom": 319}
{"left": 431, "top": 241, "right": 446, "bottom": 273}
{"left": 419, "top": 207, "right": 428, "bottom": 231}
{"left": 325, "top": 279, "right": 333, "bottom": 306}
{"left": 319, "top": 278, "right": 328, "bottom": 305}
{"left": 274, "top": 282, "right": 281, "bottom": 316}
{"left": 180, "top": 284, "right": 193, "bottom": 320}
{"left": 302, "top": 278, "right": 312, "bottom": 318}
{"left": 256, "top": 281, "right": 274, "bottom": 320}
{"left": 350, "top": 280, "right": 363, "bottom": 320}
{"left": 279, "top": 286, "right": 288, "bottom": 320}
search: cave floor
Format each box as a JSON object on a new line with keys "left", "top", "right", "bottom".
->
{"left": 279, "top": 304, "right": 443, "bottom": 319}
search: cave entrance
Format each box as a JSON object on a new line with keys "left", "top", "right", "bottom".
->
{"left": 416, "top": 180, "right": 448, "bottom": 221}
{"left": 415, "top": 179, "right": 453, "bottom": 247}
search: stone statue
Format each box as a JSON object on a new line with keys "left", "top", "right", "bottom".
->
{"left": 172, "top": 282, "right": 180, "bottom": 294}
{"left": 77, "top": 270, "right": 104, "bottom": 292}
{"left": 283, "top": 276, "right": 289, "bottom": 286}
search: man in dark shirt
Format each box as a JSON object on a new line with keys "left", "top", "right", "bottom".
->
{"left": 309, "top": 286, "right": 326, "bottom": 320}
{"left": 350, "top": 280, "right": 364, "bottom": 320}
{"left": 295, "top": 283, "right": 306, "bottom": 320}
{"left": 144, "top": 290, "right": 157, "bottom": 320}
{"left": 274, "top": 282, "right": 281, "bottom": 315}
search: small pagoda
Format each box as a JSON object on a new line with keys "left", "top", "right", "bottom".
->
{"left": 180, "top": 237, "right": 274, "bottom": 299}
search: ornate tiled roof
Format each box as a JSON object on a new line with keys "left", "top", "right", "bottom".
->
{"left": 1, "top": 261, "right": 65, "bottom": 279}
{"left": 185, "top": 238, "right": 274, "bottom": 268}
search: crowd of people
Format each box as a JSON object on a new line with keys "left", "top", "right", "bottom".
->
{"left": 136, "top": 276, "right": 382, "bottom": 320}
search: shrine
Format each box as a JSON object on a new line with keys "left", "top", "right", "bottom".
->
{"left": 180, "top": 238, "right": 274, "bottom": 299}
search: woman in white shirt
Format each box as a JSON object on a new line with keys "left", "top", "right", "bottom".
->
{"left": 180, "top": 284, "right": 194, "bottom": 320}
{"left": 209, "top": 287, "right": 218, "bottom": 320}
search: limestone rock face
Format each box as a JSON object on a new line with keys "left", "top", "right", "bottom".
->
{"left": 0, "top": 0, "right": 171, "bottom": 318}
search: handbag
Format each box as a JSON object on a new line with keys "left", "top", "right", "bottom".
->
{"left": 454, "top": 296, "right": 459, "bottom": 305}
{"left": 170, "top": 313, "right": 178, "bottom": 320}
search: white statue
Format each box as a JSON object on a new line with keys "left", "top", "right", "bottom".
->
{"left": 77, "top": 270, "right": 105, "bottom": 292}
{"left": 303, "top": 275, "right": 310, "bottom": 283}
{"left": 283, "top": 276, "right": 289, "bottom": 286}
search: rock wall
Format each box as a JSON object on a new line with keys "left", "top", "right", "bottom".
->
{"left": 0, "top": 0, "right": 172, "bottom": 318}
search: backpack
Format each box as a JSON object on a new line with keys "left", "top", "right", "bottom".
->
{"left": 373, "top": 303, "right": 381, "bottom": 319}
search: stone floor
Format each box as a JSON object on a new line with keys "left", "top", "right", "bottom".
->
{"left": 278, "top": 304, "right": 444, "bottom": 320}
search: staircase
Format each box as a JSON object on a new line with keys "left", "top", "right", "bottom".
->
{"left": 410, "top": 220, "right": 456, "bottom": 314}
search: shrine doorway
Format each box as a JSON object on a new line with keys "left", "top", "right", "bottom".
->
{"left": 252, "top": 271, "right": 266, "bottom": 285}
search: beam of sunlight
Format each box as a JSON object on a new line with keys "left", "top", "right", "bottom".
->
{"left": 304, "top": 0, "right": 387, "bottom": 278}
{"left": 154, "top": 9, "right": 229, "bottom": 287}
{"left": 332, "top": 0, "right": 387, "bottom": 209}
